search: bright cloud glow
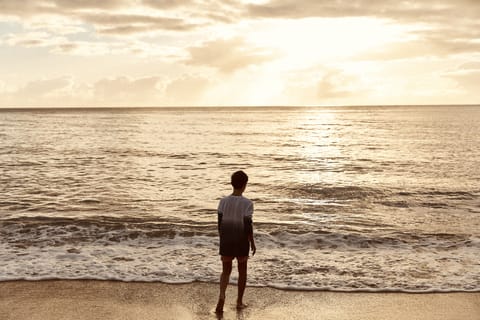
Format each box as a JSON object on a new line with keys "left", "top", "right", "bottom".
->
{"left": 247, "top": 18, "right": 410, "bottom": 67}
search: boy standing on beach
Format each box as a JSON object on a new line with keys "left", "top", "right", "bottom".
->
{"left": 215, "top": 170, "right": 256, "bottom": 313}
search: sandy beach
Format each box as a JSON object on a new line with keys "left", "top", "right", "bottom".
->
{"left": 0, "top": 280, "right": 478, "bottom": 320}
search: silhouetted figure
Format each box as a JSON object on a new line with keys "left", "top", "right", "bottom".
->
{"left": 215, "top": 171, "right": 256, "bottom": 314}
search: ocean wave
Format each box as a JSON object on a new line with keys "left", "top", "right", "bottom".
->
{"left": 1, "top": 216, "right": 476, "bottom": 251}
{"left": 284, "top": 184, "right": 383, "bottom": 201}
{"left": 0, "top": 237, "right": 478, "bottom": 292}
{"left": 378, "top": 189, "right": 479, "bottom": 209}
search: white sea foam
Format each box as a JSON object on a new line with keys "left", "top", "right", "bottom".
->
{"left": 0, "top": 221, "right": 479, "bottom": 292}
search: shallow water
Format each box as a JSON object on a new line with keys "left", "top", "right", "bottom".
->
{"left": 1, "top": 106, "right": 479, "bottom": 291}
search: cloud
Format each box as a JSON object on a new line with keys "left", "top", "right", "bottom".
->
{"left": 0, "top": 74, "right": 212, "bottom": 107}
{"left": 1, "top": 29, "right": 185, "bottom": 58}
{"left": 283, "top": 65, "right": 368, "bottom": 105}
{"left": 81, "top": 13, "right": 199, "bottom": 35}
{"left": 0, "top": 75, "right": 165, "bottom": 107}
{"left": 2, "top": 0, "right": 479, "bottom": 58}
{"left": 449, "top": 71, "right": 480, "bottom": 93}
{"left": 245, "top": 0, "right": 480, "bottom": 60}
{"left": 0, "top": 1, "right": 231, "bottom": 38}
{"left": 143, "top": 0, "right": 243, "bottom": 23}
{"left": 17, "top": 77, "right": 72, "bottom": 97}
{"left": 352, "top": 15, "right": 480, "bottom": 61}
{"left": 280, "top": 66, "right": 362, "bottom": 105}
{"left": 0, "top": 0, "right": 55, "bottom": 17}
{"left": 356, "top": 38, "right": 480, "bottom": 62}
{"left": 93, "top": 76, "right": 161, "bottom": 105}
{"left": 54, "top": 43, "right": 78, "bottom": 53}
{"left": 2, "top": 31, "right": 67, "bottom": 48}
{"left": 51, "top": 0, "right": 129, "bottom": 10}
{"left": 1, "top": 31, "right": 117, "bottom": 56}
{"left": 317, "top": 70, "right": 356, "bottom": 99}
{"left": 0, "top": 0, "right": 131, "bottom": 16}
{"left": 184, "top": 37, "right": 278, "bottom": 73}
{"left": 142, "top": 0, "right": 192, "bottom": 9}
{"left": 0, "top": 76, "right": 76, "bottom": 106}
{"left": 458, "top": 61, "right": 480, "bottom": 70}
{"left": 443, "top": 61, "right": 480, "bottom": 94}
{"left": 165, "top": 75, "right": 210, "bottom": 105}
{"left": 246, "top": 0, "right": 480, "bottom": 21}
{"left": 0, "top": 0, "right": 199, "bottom": 36}
{"left": 1, "top": 0, "right": 479, "bottom": 106}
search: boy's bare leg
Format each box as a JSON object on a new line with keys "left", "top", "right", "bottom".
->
{"left": 216, "top": 260, "right": 232, "bottom": 313}
{"left": 236, "top": 259, "right": 248, "bottom": 308}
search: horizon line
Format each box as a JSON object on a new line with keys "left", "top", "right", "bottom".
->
{"left": 0, "top": 104, "right": 479, "bottom": 111}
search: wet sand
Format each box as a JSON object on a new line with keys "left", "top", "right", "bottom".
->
{"left": 0, "top": 280, "right": 478, "bottom": 320}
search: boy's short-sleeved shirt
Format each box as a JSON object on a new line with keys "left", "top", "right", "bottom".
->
{"left": 217, "top": 195, "right": 253, "bottom": 257}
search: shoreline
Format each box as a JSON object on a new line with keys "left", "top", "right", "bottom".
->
{"left": 1, "top": 278, "right": 479, "bottom": 294}
{"left": 0, "top": 280, "right": 478, "bottom": 320}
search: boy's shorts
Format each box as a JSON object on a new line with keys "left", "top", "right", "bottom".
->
{"left": 221, "top": 256, "right": 248, "bottom": 263}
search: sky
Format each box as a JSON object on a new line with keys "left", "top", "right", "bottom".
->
{"left": 0, "top": 0, "right": 479, "bottom": 107}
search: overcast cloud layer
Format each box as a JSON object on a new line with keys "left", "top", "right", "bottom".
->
{"left": 0, "top": 0, "right": 478, "bottom": 106}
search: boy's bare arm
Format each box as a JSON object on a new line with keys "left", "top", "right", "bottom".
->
{"left": 217, "top": 211, "right": 222, "bottom": 233}
{"left": 248, "top": 233, "right": 256, "bottom": 256}
{"left": 244, "top": 216, "right": 256, "bottom": 256}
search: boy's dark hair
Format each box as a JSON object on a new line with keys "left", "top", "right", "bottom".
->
{"left": 231, "top": 170, "right": 248, "bottom": 189}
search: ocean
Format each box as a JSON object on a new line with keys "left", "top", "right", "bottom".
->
{"left": 0, "top": 106, "right": 479, "bottom": 292}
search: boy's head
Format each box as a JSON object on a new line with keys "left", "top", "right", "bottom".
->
{"left": 231, "top": 170, "right": 248, "bottom": 190}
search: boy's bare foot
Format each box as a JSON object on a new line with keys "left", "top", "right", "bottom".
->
{"left": 215, "top": 299, "right": 225, "bottom": 313}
